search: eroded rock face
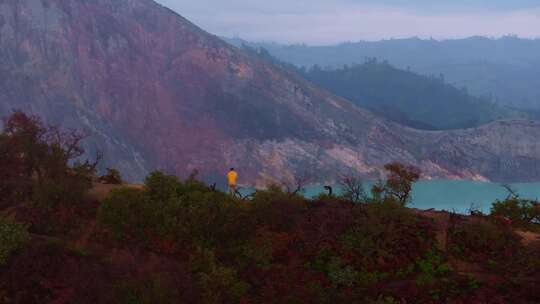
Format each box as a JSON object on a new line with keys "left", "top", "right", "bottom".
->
{"left": 1, "top": 0, "right": 540, "bottom": 184}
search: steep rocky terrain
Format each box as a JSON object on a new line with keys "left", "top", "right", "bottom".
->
{"left": 1, "top": 0, "right": 540, "bottom": 184}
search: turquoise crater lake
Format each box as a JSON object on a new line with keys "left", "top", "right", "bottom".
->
{"left": 238, "top": 180, "right": 540, "bottom": 214}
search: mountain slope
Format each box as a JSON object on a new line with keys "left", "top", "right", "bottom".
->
{"left": 229, "top": 37, "right": 540, "bottom": 109}
{"left": 298, "top": 61, "right": 526, "bottom": 130}
{"left": 1, "top": 0, "right": 540, "bottom": 184}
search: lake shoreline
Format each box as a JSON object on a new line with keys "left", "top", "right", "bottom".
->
{"left": 236, "top": 180, "right": 540, "bottom": 214}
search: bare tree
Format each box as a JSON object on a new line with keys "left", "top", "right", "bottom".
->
{"left": 501, "top": 184, "right": 520, "bottom": 200}
{"left": 233, "top": 186, "right": 254, "bottom": 200}
{"left": 338, "top": 174, "right": 367, "bottom": 203}
{"left": 281, "top": 174, "right": 310, "bottom": 196}
{"left": 1, "top": 111, "right": 101, "bottom": 207}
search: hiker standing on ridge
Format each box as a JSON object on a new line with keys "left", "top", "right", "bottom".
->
{"left": 227, "top": 168, "right": 238, "bottom": 196}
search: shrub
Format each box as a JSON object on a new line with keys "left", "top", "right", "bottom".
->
{"left": 450, "top": 219, "right": 521, "bottom": 262}
{"left": 0, "top": 134, "right": 31, "bottom": 209}
{"left": 99, "top": 168, "right": 123, "bottom": 185}
{"left": 189, "top": 247, "right": 250, "bottom": 303}
{"left": 367, "top": 296, "right": 399, "bottom": 304}
{"left": 491, "top": 198, "right": 540, "bottom": 230}
{"left": 0, "top": 111, "right": 96, "bottom": 210}
{"left": 97, "top": 187, "right": 149, "bottom": 242}
{"left": 98, "top": 172, "right": 185, "bottom": 245}
{"left": 414, "top": 250, "right": 452, "bottom": 287}
{"left": 115, "top": 275, "right": 181, "bottom": 304}
{"left": 250, "top": 185, "right": 307, "bottom": 232}
{"left": 144, "top": 171, "right": 182, "bottom": 202}
{"left": 33, "top": 168, "right": 93, "bottom": 209}
{"left": 98, "top": 171, "right": 244, "bottom": 251}
{"left": 372, "top": 162, "right": 421, "bottom": 206}
{"left": 340, "top": 200, "right": 435, "bottom": 269}
{"left": 0, "top": 217, "right": 29, "bottom": 265}
{"left": 326, "top": 257, "right": 361, "bottom": 287}
{"left": 143, "top": 171, "right": 216, "bottom": 201}
{"left": 238, "top": 227, "right": 295, "bottom": 270}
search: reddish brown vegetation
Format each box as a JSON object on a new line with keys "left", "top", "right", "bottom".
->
{"left": 1, "top": 112, "right": 539, "bottom": 303}
{"left": 0, "top": 111, "right": 99, "bottom": 235}
{"left": 3, "top": 183, "right": 539, "bottom": 303}
{"left": 372, "top": 162, "right": 421, "bottom": 206}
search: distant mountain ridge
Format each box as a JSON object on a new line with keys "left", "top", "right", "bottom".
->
{"left": 239, "top": 44, "right": 529, "bottom": 130}
{"left": 298, "top": 61, "right": 510, "bottom": 130}
{"left": 2, "top": 0, "right": 540, "bottom": 184}
{"left": 228, "top": 36, "right": 540, "bottom": 109}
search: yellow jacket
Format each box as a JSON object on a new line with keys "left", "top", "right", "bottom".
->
{"left": 227, "top": 171, "right": 238, "bottom": 186}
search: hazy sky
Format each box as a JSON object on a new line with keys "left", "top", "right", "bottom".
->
{"left": 156, "top": 0, "right": 540, "bottom": 45}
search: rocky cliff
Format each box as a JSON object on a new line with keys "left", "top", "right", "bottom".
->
{"left": 1, "top": 0, "right": 539, "bottom": 184}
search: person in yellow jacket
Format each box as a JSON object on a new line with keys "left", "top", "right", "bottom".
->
{"left": 227, "top": 168, "right": 238, "bottom": 195}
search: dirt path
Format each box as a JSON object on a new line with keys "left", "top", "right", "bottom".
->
{"left": 87, "top": 183, "right": 144, "bottom": 202}
{"left": 516, "top": 230, "right": 540, "bottom": 246}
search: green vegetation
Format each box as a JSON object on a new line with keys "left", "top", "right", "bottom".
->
{"left": 1, "top": 111, "right": 539, "bottom": 303}
{"left": 415, "top": 250, "right": 452, "bottom": 287}
{"left": 233, "top": 36, "right": 540, "bottom": 110}
{"left": 115, "top": 276, "right": 179, "bottom": 304}
{"left": 99, "top": 168, "right": 123, "bottom": 185}
{"left": 0, "top": 111, "right": 96, "bottom": 208}
{"left": 0, "top": 217, "right": 29, "bottom": 265}
{"left": 0, "top": 111, "right": 98, "bottom": 235}
{"left": 98, "top": 171, "right": 238, "bottom": 250}
{"left": 491, "top": 196, "right": 540, "bottom": 231}
{"left": 300, "top": 60, "right": 521, "bottom": 130}
{"left": 93, "top": 161, "right": 458, "bottom": 302}
{"left": 242, "top": 43, "right": 526, "bottom": 130}
{"left": 450, "top": 219, "right": 520, "bottom": 262}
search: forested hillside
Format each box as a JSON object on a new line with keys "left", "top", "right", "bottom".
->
{"left": 242, "top": 46, "right": 526, "bottom": 130}
{"left": 229, "top": 36, "right": 540, "bottom": 109}
{"left": 299, "top": 60, "right": 526, "bottom": 130}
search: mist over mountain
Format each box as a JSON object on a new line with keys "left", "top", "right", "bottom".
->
{"left": 301, "top": 61, "right": 530, "bottom": 130}
{"left": 241, "top": 45, "right": 529, "bottom": 130}
{"left": 228, "top": 36, "right": 540, "bottom": 109}
{"left": 2, "top": 0, "right": 540, "bottom": 184}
